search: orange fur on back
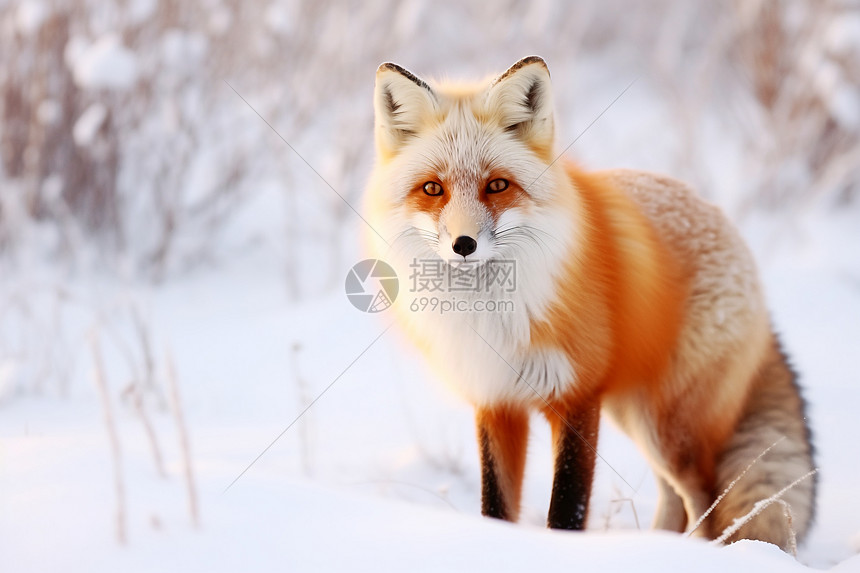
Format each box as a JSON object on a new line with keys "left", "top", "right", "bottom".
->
{"left": 532, "top": 163, "right": 689, "bottom": 404}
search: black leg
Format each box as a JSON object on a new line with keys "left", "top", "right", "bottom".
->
{"left": 478, "top": 423, "right": 509, "bottom": 520}
{"left": 476, "top": 406, "right": 530, "bottom": 522}
{"left": 545, "top": 401, "right": 600, "bottom": 530}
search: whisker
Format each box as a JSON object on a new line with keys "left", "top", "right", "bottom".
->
{"left": 492, "top": 225, "right": 556, "bottom": 263}
{"left": 385, "top": 226, "right": 440, "bottom": 261}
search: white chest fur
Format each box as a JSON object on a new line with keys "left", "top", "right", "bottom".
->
{"left": 392, "top": 260, "right": 577, "bottom": 408}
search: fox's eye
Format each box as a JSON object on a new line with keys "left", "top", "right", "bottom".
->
{"left": 487, "top": 179, "right": 509, "bottom": 193}
{"left": 423, "top": 181, "right": 444, "bottom": 196}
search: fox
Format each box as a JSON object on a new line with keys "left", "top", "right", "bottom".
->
{"left": 363, "top": 56, "right": 816, "bottom": 551}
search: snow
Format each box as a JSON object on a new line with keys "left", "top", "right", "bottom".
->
{"left": 36, "top": 99, "right": 61, "bottom": 126}
{"left": 127, "top": 0, "right": 157, "bottom": 26}
{"left": 160, "top": 29, "right": 208, "bottom": 72}
{"left": 63, "top": 35, "right": 88, "bottom": 69}
{"left": 207, "top": 7, "right": 232, "bottom": 36}
{"left": 0, "top": 445, "right": 816, "bottom": 573}
{"left": 0, "top": 359, "right": 15, "bottom": 401}
{"left": 825, "top": 13, "right": 860, "bottom": 56}
{"left": 15, "top": 0, "right": 48, "bottom": 35}
{"left": 264, "top": 2, "right": 295, "bottom": 34}
{"left": 71, "top": 34, "right": 139, "bottom": 91}
{"left": 829, "top": 84, "right": 860, "bottom": 130}
{"left": 73, "top": 103, "right": 108, "bottom": 146}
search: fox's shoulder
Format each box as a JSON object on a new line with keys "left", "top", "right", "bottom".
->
{"left": 584, "top": 168, "right": 744, "bottom": 260}
{"left": 588, "top": 168, "right": 706, "bottom": 217}
{"left": 586, "top": 166, "right": 764, "bottom": 325}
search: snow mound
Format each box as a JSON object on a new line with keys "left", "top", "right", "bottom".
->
{"left": 71, "top": 35, "right": 139, "bottom": 90}
{"left": 73, "top": 103, "right": 108, "bottom": 146}
{"left": 16, "top": 1, "right": 49, "bottom": 35}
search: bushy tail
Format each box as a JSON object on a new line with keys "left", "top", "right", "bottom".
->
{"left": 707, "top": 335, "right": 817, "bottom": 551}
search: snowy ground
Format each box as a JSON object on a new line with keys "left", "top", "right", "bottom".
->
{"left": 2, "top": 204, "right": 859, "bottom": 572}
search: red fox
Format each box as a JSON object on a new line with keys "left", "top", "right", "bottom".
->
{"left": 364, "top": 56, "right": 816, "bottom": 550}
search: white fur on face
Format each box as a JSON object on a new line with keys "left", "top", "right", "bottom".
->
{"left": 365, "top": 104, "right": 581, "bottom": 406}
{"left": 364, "top": 58, "right": 583, "bottom": 407}
{"left": 388, "top": 104, "right": 564, "bottom": 255}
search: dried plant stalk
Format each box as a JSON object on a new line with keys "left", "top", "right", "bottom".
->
{"left": 92, "top": 333, "right": 127, "bottom": 545}
{"left": 166, "top": 350, "right": 199, "bottom": 528}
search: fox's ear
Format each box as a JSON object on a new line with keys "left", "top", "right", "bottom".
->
{"left": 374, "top": 63, "right": 437, "bottom": 156}
{"left": 485, "top": 56, "right": 554, "bottom": 152}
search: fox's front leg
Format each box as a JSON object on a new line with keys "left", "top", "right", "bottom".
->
{"left": 545, "top": 398, "right": 601, "bottom": 529}
{"left": 476, "top": 405, "right": 530, "bottom": 521}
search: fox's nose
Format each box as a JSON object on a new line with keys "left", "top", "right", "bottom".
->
{"left": 452, "top": 235, "right": 477, "bottom": 257}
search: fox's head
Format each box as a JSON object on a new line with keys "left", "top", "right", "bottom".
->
{"left": 366, "top": 56, "right": 573, "bottom": 267}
